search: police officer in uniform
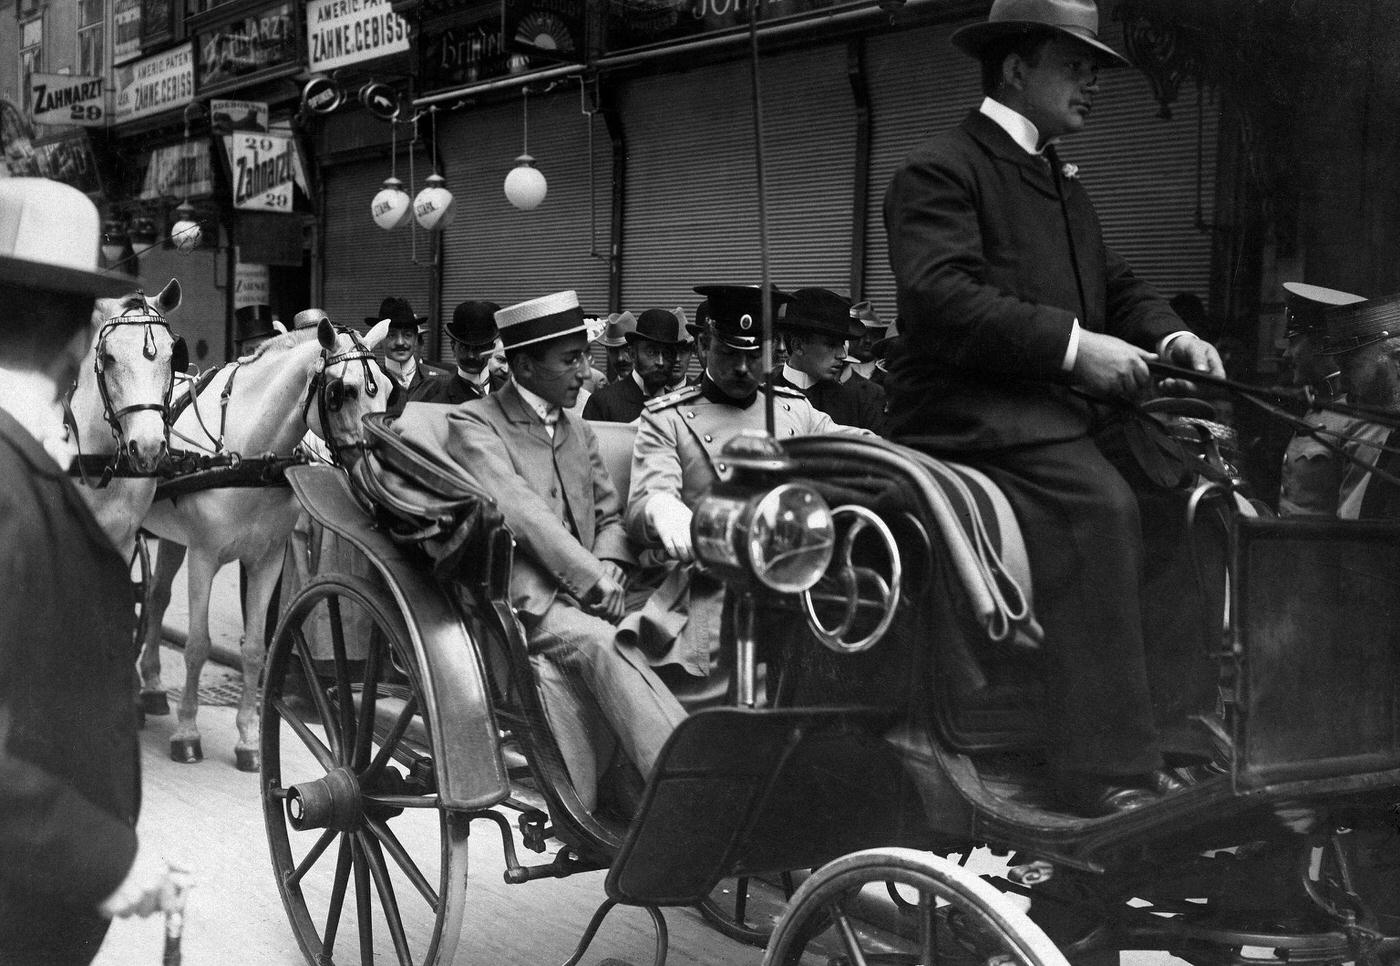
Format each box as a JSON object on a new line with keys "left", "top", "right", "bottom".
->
{"left": 773, "top": 287, "right": 887, "bottom": 434}
{"left": 1277, "top": 282, "right": 1366, "bottom": 516}
{"left": 410, "top": 300, "right": 500, "bottom": 405}
{"left": 622, "top": 284, "right": 871, "bottom": 694}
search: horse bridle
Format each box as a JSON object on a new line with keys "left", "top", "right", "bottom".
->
{"left": 301, "top": 326, "right": 381, "bottom": 466}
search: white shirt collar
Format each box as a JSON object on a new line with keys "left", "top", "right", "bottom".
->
{"left": 980, "top": 96, "right": 1047, "bottom": 156}
{"left": 631, "top": 369, "right": 649, "bottom": 396}
{"left": 0, "top": 366, "right": 74, "bottom": 469}
{"left": 781, "top": 363, "right": 818, "bottom": 391}
{"left": 513, "top": 378, "right": 560, "bottom": 431}
{"left": 457, "top": 365, "right": 489, "bottom": 391}
{"left": 384, "top": 355, "right": 417, "bottom": 388}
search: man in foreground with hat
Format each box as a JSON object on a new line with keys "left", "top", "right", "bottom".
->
{"left": 774, "top": 287, "right": 888, "bottom": 434}
{"left": 623, "top": 284, "right": 872, "bottom": 701}
{"left": 883, "top": 0, "right": 1225, "bottom": 816}
{"left": 1276, "top": 282, "right": 1366, "bottom": 517}
{"left": 410, "top": 299, "right": 501, "bottom": 405}
{"left": 0, "top": 179, "right": 185, "bottom": 963}
{"left": 444, "top": 290, "right": 686, "bottom": 810}
{"left": 583, "top": 307, "right": 693, "bottom": 423}
{"left": 371, "top": 296, "right": 449, "bottom": 415}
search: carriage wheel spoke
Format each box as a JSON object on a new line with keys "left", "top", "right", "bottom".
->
{"left": 286, "top": 828, "right": 337, "bottom": 888}
{"left": 270, "top": 696, "right": 336, "bottom": 771}
{"left": 327, "top": 596, "right": 356, "bottom": 764}
{"left": 322, "top": 834, "right": 352, "bottom": 961}
{"left": 361, "top": 694, "right": 419, "bottom": 785}
{"left": 365, "top": 816, "right": 439, "bottom": 911}
{"left": 359, "top": 830, "right": 414, "bottom": 966}
{"left": 917, "top": 892, "right": 937, "bottom": 966}
{"left": 352, "top": 636, "right": 385, "bottom": 772}
{"left": 291, "top": 627, "right": 342, "bottom": 760}
{"left": 831, "top": 899, "right": 871, "bottom": 966}
{"left": 351, "top": 835, "right": 374, "bottom": 966}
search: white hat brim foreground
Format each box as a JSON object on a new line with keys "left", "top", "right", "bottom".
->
{"left": 0, "top": 179, "right": 133, "bottom": 298}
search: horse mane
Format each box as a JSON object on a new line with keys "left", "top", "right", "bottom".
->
{"left": 239, "top": 327, "right": 320, "bottom": 363}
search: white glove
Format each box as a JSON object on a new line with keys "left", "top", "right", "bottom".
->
{"left": 99, "top": 851, "right": 193, "bottom": 919}
{"left": 647, "top": 493, "right": 694, "bottom": 562}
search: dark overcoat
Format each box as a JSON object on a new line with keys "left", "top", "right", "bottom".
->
{"left": 408, "top": 370, "right": 485, "bottom": 406}
{"left": 581, "top": 374, "right": 646, "bottom": 423}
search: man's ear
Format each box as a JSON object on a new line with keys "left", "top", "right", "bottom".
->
{"left": 1001, "top": 53, "right": 1026, "bottom": 92}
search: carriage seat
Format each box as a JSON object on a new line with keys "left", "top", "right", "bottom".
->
{"left": 584, "top": 419, "right": 638, "bottom": 504}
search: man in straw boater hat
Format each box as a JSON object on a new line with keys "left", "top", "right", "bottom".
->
{"left": 0, "top": 179, "right": 186, "bottom": 963}
{"left": 443, "top": 290, "right": 686, "bottom": 811}
{"left": 883, "top": 0, "right": 1227, "bottom": 816}
{"left": 622, "top": 284, "right": 872, "bottom": 704}
{"left": 1275, "top": 282, "right": 1366, "bottom": 518}
{"left": 410, "top": 299, "right": 501, "bottom": 405}
{"left": 582, "top": 307, "right": 693, "bottom": 423}
{"left": 773, "top": 287, "right": 888, "bottom": 434}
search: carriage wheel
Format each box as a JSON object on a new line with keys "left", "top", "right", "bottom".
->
{"left": 763, "top": 849, "right": 1070, "bottom": 966}
{"left": 697, "top": 871, "right": 800, "bottom": 946}
{"left": 261, "top": 574, "right": 469, "bottom": 966}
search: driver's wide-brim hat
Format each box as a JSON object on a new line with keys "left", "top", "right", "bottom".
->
{"left": 0, "top": 178, "right": 132, "bottom": 299}
{"left": 1283, "top": 281, "right": 1365, "bottom": 340}
{"left": 495, "top": 290, "right": 591, "bottom": 351}
{"left": 951, "top": 0, "right": 1131, "bottom": 68}
{"left": 692, "top": 283, "right": 790, "bottom": 351}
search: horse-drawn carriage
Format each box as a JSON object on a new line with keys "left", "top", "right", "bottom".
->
{"left": 254, "top": 385, "right": 1400, "bottom": 966}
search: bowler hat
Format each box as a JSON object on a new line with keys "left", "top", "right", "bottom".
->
{"left": 1283, "top": 281, "right": 1365, "bottom": 340}
{"left": 495, "top": 290, "right": 591, "bottom": 351}
{"left": 779, "top": 287, "right": 861, "bottom": 340}
{"left": 598, "top": 311, "right": 637, "bottom": 347}
{"left": 448, "top": 300, "right": 500, "bottom": 348}
{"left": 366, "top": 297, "right": 428, "bottom": 334}
{"left": 0, "top": 178, "right": 130, "bottom": 299}
{"left": 1323, "top": 293, "right": 1400, "bottom": 356}
{"left": 293, "top": 308, "right": 330, "bottom": 330}
{"left": 692, "top": 284, "right": 790, "bottom": 352}
{"left": 951, "top": 0, "right": 1131, "bottom": 68}
{"left": 626, "top": 308, "right": 692, "bottom": 347}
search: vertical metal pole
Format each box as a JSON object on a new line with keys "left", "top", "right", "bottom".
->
{"left": 747, "top": 1, "right": 776, "bottom": 438}
{"left": 735, "top": 592, "right": 757, "bottom": 708}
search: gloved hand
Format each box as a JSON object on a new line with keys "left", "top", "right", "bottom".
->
{"left": 99, "top": 851, "right": 193, "bottom": 919}
{"left": 646, "top": 493, "right": 694, "bottom": 562}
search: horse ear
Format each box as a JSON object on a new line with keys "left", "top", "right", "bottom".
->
{"left": 364, "top": 318, "right": 392, "bottom": 349}
{"left": 317, "top": 317, "right": 336, "bottom": 350}
{"left": 273, "top": 319, "right": 288, "bottom": 335}
{"left": 157, "top": 278, "right": 182, "bottom": 314}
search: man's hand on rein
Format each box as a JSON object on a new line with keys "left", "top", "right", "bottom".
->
{"left": 1157, "top": 333, "right": 1226, "bottom": 396}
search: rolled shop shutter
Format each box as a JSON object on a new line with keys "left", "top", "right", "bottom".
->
{"left": 618, "top": 41, "right": 857, "bottom": 317}
{"left": 861, "top": 16, "right": 1219, "bottom": 327}
{"left": 434, "top": 92, "right": 611, "bottom": 361}
{"left": 321, "top": 159, "right": 434, "bottom": 331}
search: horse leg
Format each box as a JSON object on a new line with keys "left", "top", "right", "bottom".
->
{"left": 234, "top": 549, "right": 283, "bottom": 772}
{"left": 171, "top": 549, "right": 218, "bottom": 764}
{"left": 137, "top": 539, "right": 186, "bottom": 717}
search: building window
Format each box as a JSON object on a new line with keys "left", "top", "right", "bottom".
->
{"left": 79, "top": 0, "right": 105, "bottom": 76}
{"left": 20, "top": 17, "right": 42, "bottom": 114}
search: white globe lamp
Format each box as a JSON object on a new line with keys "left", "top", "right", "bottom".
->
{"left": 170, "top": 203, "right": 202, "bottom": 254}
{"left": 413, "top": 173, "right": 456, "bottom": 231}
{"left": 505, "top": 155, "right": 548, "bottom": 211}
{"left": 371, "top": 177, "right": 412, "bottom": 230}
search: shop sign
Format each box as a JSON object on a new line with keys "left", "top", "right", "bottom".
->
{"left": 197, "top": 3, "right": 296, "bottom": 90}
{"left": 33, "top": 129, "right": 104, "bottom": 195}
{"left": 210, "top": 98, "right": 269, "bottom": 132}
{"left": 140, "top": 0, "right": 175, "bottom": 47}
{"left": 231, "top": 131, "right": 295, "bottom": 212}
{"left": 234, "top": 262, "right": 270, "bottom": 309}
{"left": 603, "top": 0, "right": 854, "bottom": 52}
{"left": 114, "top": 42, "right": 194, "bottom": 124}
{"left": 301, "top": 75, "right": 341, "bottom": 114}
{"left": 306, "top": 0, "right": 410, "bottom": 73}
{"left": 28, "top": 73, "right": 105, "bottom": 127}
{"left": 139, "top": 141, "right": 213, "bottom": 201}
{"left": 113, "top": 0, "right": 143, "bottom": 64}
{"left": 421, "top": 14, "right": 511, "bottom": 90}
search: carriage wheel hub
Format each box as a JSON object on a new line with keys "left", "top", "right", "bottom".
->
{"left": 285, "top": 767, "right": 363, "bottom": 831}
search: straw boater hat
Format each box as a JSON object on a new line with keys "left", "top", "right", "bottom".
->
{"left": 495, "top": 290, "right": 591, "bottom": 351}
{"left": 1282, "top": 281, "right": 1365, "bottom": 340}
{"left": 293, "top": 308, "right": 330, "bottom": 330}
{"left": 0, "top": 178, "right": 130, "bottom": 299}
{"left": 951, "top": 0, "right": 1131, "bottom": 68}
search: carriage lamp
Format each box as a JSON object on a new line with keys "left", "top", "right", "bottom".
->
{"left": 101, "top": 220, "right": 127, "bottom": 265}
{"left": 413, "top": 173, "right": 456, "bottom": 231}
{"left": 692, "top": 433, "right": 835, "bottom": 594}
{"left": 371, "top": 176, "right": 413, "bottom": 230}
{"left": 129, "top": 217, "right": 160, "bottom": 256}
{"left": 169, "top": 203, "right": 202, "bottom": 254}
{"left": 504, "top": 155, "right": 547, "bottom": 210}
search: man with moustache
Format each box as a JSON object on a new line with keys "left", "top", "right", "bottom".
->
{"left": 371, "top": 296, "right": 449, "bottom": 415}
{"left": 583, "top": 308, "right": 693, "bottom": 423}
{"left": 410, "top": 299, "right": 501, "bottom": 405}
{"left": 774, "top": 287, "right": 888, "bottom": 434}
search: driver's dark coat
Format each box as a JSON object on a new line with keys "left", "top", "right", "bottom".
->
{"left": 0, "top": 408, "right": 139, "bottom": 962}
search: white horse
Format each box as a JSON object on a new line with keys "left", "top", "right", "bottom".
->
{"left": 68, "top": 280, "right": 184, "bottom": 558}
{"left": 137, "top": 318, "right": 391, "bottom": 770}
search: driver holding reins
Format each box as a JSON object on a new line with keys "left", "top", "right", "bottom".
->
{"left": 883, "top": 0, "right": 1225, "bottom": 817}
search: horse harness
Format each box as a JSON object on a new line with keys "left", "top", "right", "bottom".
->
{"left": 301, "top": 325, "right": 381, "bottom": 466}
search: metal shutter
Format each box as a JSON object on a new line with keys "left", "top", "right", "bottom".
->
{"left": 435, "top": 90, "right": 611, "bottom": 360}
{"left": 321, "top": 160, "right": 434, "bottom": 329}
{"left": 861, "top": 17, "right": 1219, "bottom": 326}
{"left": 618, "top": 42, "right": 857, "bottom": 316}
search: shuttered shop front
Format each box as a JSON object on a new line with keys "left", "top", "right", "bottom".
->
{"left": 321, "top": 160, "right": 435, "bottom": 330}
{"left": 860, "top": 17, "right": 1220, "bottom": 323}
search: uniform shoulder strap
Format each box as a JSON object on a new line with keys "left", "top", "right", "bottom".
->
{"left": 644, "top": 384, "right": 702, "bottom": 413}
{"left": 768, "top": 382, "right": 807, "bottom": 399}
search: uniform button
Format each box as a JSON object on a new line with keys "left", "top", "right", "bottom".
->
{"left": 783, "top": 404, "right": 791, "bottom": 411}
{"left": 704, "top": 434, "right": 712, "bottom": 443}
{"left": 718, "top": 462, "right": 727, "bottom": 472}
{"left": 788, "top": 428, "right": 795, "bottom": 436}
{"left": 686, "top": 411, "right": 695, "bottom": 419}
{"left": 549, "top": 487, "right": 558, "bottom": 497}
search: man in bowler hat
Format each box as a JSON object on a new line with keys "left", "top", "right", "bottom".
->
{"left": 773, "top": 287, "right": 887, "bottom": 434}
{"left": 370, "top": 296, "right": 448, "bottom": 414}
{"left": 583, "top": 308, "right": 693, "bottom": 423}
{"left": 0, "top": 178, "right": 184, "bottom": 963}
{"left": 444, "top": 290, "right": 686, "bottom": 809}
{"left": 410, "top": 299, "right": 501, "bottom": 405}
{"left": 883, "top": 0, "right": 1225, "bottom": 815}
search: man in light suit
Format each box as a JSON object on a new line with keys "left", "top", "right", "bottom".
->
{"left": 445, "top": 290, "right": 686, "bottom": 809}
{"left": 883, "top": 0, "right": 1223, "bottom": 815}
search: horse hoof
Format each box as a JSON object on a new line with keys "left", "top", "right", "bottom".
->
{"left": 141, "top": 691, "right": 171, "bottom": 716}
{"left": 170, "top": 738, "right": 203, "bottom": 764}
{"left": 235, "top": 748, "right": 259, "bottom": 772}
